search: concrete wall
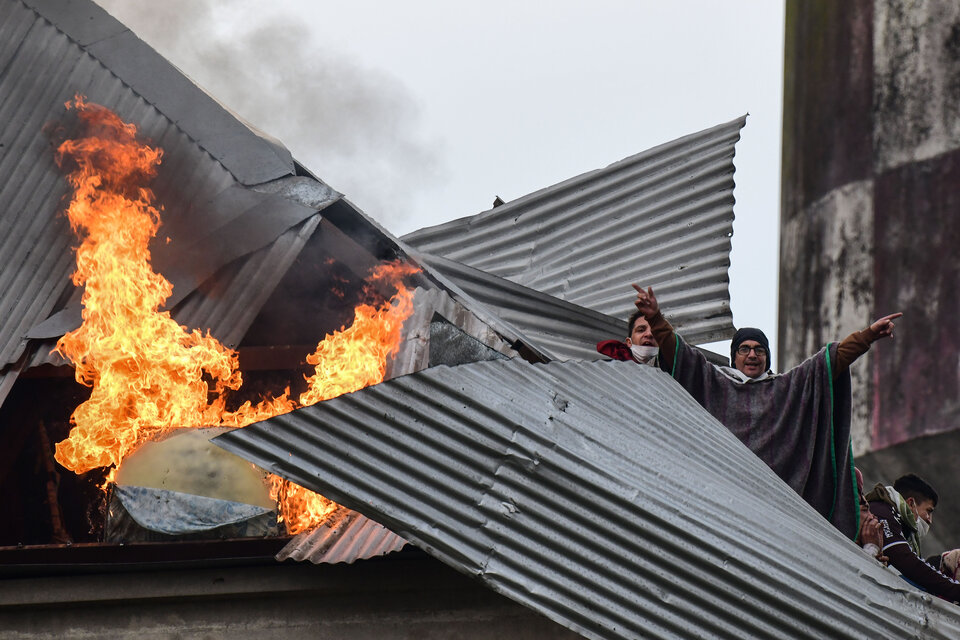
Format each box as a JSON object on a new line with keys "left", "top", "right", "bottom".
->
{"left": 781, "top": 0, "right": 960, "bottom": 458}
{"left": 0, "top": 550, "right": 581, "bottom": 640}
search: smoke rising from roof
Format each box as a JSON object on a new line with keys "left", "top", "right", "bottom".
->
{"left": 94, "top": 0, "right": 444, "bottom": 230}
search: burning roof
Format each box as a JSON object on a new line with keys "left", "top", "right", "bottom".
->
{"left": 0, "top": 0, "right": 744, "bottom": 413}
{"left": 2, "top": 0, "right": 435, "bottom": 548}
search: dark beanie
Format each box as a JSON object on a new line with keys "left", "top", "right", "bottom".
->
{"left": 730, "top": 327, "right": 770, "bottom": 367}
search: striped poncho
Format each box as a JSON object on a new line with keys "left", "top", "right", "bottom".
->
{"left": 663, "top": 336, "right": 858, "bottom": 539}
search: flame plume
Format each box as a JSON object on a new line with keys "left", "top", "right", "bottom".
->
{"left": 300, "top": 262, "right": 418, "bottom": 406}
{"left": 53, "top": 96, "right": 244, "bottom": 475}
{"left": 52, "top": 97, "right": 417, "bottom": 533}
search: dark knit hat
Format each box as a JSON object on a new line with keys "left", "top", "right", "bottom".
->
{"left": 730, "top": 327, "right": 770, "bottom": 367}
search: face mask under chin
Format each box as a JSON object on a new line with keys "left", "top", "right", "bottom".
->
{"left": 630, "top": 344, "right": 659, "bottom": 364}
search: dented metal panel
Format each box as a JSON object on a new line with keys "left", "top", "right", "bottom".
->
{"left": 403, "top": 118, "right": 745, "bottom": 345}
{"left": 216, "top": 359, "right": 960, "bottom": 639}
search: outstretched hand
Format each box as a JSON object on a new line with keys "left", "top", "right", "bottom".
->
{"left": 870, "top": 312, "right": 903, "bottom": 340}
{"left": 632, "top": 284, "right": 659, "bottom": 318}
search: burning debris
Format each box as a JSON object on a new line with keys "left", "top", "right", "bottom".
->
{"left": 51, "top": 97, "right": 418, "bottom": 538}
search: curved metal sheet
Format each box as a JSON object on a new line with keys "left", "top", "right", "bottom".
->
{"left": 216, "top": 359, "right": 960, "bottom": 640}
{"left": 276, "top": 510, "right": 408, "bottom": 565}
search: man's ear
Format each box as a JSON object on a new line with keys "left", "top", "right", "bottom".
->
{"left": 625, "top": 338, "right": 633, "bottom": 346}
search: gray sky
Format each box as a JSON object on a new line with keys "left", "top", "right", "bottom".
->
{"left": 96, "top": 0, "right": 785, "bottom": 362}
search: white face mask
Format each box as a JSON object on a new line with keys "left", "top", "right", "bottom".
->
{"left": 629, "top": 344, "right": 659, "bottom": 364}
{"left": 915, "top": 514, "right": 930, "bottom": 539}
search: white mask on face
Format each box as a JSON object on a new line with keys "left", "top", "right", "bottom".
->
{"left": 629, "top": 344, "right": 659, "bottom": 364}
{"left": 915, "top": 514, "right": 930, "bottom": 540}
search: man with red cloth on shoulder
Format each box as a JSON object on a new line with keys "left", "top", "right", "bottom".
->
{"left": 596, "top": 309, "right": 659, "bottom": 366}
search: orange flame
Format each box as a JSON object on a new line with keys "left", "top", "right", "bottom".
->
{"left": 52, "top": 97, "right": 418, "bottom": 533}
{"left": 266, "top": 261, "right": 418, "bottom": 533}
{"left": 53, "top": 96, "right": 244, "bottom": 475}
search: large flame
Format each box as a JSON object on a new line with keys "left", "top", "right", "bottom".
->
{"left": 53, "top": 96, "right": 244, "bottom": 476}
{"left": 53, "top": 97, "right": 417, "bottom": 533}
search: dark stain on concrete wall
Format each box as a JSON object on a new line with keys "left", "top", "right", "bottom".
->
{"left": 782, "top": 0, "right": 874, "bottom": 220}
{"left": 874, "top": 2, "right": 934, "bottom": 163}
{"left": 872, "top": 148, "right": 960, "bottom": 448}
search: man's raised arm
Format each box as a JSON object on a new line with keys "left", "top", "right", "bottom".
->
{"left": 632, "top": 284, "right": 677, "bottom": 366}
{"left": 835, "top": 312, "right": 903, "bottom": 376}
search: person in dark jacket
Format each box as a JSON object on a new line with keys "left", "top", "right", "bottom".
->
{"left": 596, "top": 309, "right": 659, "bottom": 366}
{"left": 866, "top": 474, "right": 960, "bottom": 603}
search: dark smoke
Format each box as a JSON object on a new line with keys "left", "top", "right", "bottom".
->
{"left": 94, "top": 0, "right": 444, "bottom": 231}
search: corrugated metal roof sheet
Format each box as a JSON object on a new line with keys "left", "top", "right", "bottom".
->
{"left": 276, "top": 509, "right": 408, "bottom": 565}
{"left": 216, "top": 359, "right": 960, "bottom": 639}
{"left": 402, "top": 117, "right": 745, "bottom": 345}
{"left": 20, "top": 0, "right": 294, "bottom": 185}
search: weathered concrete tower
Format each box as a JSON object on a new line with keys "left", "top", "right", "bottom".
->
{"left": 781, "top": 2, "right": 960, "bottom": 546}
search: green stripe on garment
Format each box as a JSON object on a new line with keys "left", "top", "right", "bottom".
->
{"left": 671, "top": 334, "right": 679, "bottom": 377}
{"left": 825, "top": 344, "right": 838, "bottom": 522}
{"left": 849, "top": 442, "right": 860, "bottom": 542}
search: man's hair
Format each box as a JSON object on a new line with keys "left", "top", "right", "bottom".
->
{"left": 894, "top": 473, "right": 939, "bottom": 506}
{"left": 627, "top": 309, "right": 644, "bottom": 335}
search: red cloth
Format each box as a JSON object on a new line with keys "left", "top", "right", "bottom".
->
{"left": 596, "top": 340, "right": 633, "bottom": 361}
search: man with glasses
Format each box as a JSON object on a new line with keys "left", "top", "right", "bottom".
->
{"left": 729, "top": 328, "right": 772, "bottom": 380}
{"left": 631, "top": 283, "right": 901, "bottom": 539}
